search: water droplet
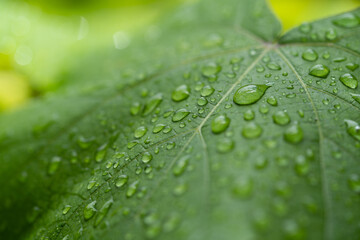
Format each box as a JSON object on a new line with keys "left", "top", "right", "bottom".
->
{"left": 344, "top": 119, "right": 360, "bottom": 141}
{"left": 142, "top": 152, "right": 153, "bottom": 163}
{"left": 299, "top": 22, "right": 311, "bottom": 33}
{"left": 348, "top": 174, "right": 360, "bottom": 193}
{"left": 302, "top": 49, "right": 318, "bottom": 62}
{"left": 172, "top": 109, "right": 190, "bottom": 122}
{"left": 211, "top": 114, "right": 230, "bottom": 134}
{"left": 273, "top": 111, "right": 291, "bottom": 125}
{"left": 267, "top": 62, "right": 281, "bottom": 70}
{"left": 309, "top": 64, "right": 330, "bottom": 78}
{"left": 62, "top": 205, "right": 71, "bottom": 215}
{"left": 202, "top": 63, "right": 221, "bottom": 78}
{"left": 284, "top": 123, "right": 303, "bottom": 144}
{"left": 339, "top": 73, "right": 358, "bottom": 89}
{"left": 233, "top": 84, "right": 271, "bottom": 105}
{"left": 325, "top": 28, "right": 337, "bottom": 40}
{"left": 197, "top": 97, "right": 208, "bottom": 106}
{"left": 143, "top": 93, "right": 163, "bottom": 116}
{"left": 217, "top": 138, "right": 234, "bottom": 153}
{"left": 77, "top": 136, "right": 94, "bottom": 149}
{"left": 201, "top": 85, "right": 215, "bottom": 97}
{"left": 295, "top": 155, "right": 309, "bottom": 176}
{"left": 84, "top": 201, "right": 97, "bottom": 220}
{"left": 134, "top": 126, "right": 148, "bottom": 139}
{"left": 346, "top": 63, "right": 359, "bottom": 71}
{"left": 153, "top": 124, "right": 165, "bottom": 133}
{"left": 351, "top": 93, "right": 360, "bottom": 104}
{"left": 267, "top": 96, "right": 278, "bottom": 106}
{"left": 173, "top": 183, "right": 188, "bottom": 196}
{"left": 173, "top": 156, "right": 189, "bottom": 176}
{"left": 232, "top": 177, "right": 253, "bottom": 198}
{"left": 95, "top": 143, "right": 108, "bottom": 162}
{"left": 94, "top": 199, "right": 113, "bottom": 227}
{"left": 255, "top": 157, "right": 268, "bottom": 169}
{"left": 163, "top": 126, "right": 172, "bottom": 133}
{"left": 130, "top": 102, "right": 141, "bottom": 115}
{"left": 116, "top": 175, "right": 129, "bottom": 188}
{"left": 127, "top": 140, "right": 138, "bottom": 149}
{"left": 172, "top": 85, "right": 190, "bottom": 102}
{"left": 242, "top": 122, "right": 262, "bottom": 139}
{"left": 332, "top": 13, "right": 360, "bottom": 28}
{"left": 87, "top": 180, "right": 97, "bottom": 190}
{"left": 126, "top": 180, "right": 139, "bottom": 198}
{"left": 244, "top": 109, "right": 255, "bottom": 121}
{"left": 48, "top": 156, "right": 61, "bottom": 175}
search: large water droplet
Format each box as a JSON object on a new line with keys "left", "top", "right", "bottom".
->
{"left": 211, "top": 114, "right": 230, "bottom": 134}
{"left": 172, "top": 109, "right": 190, "bottom": 122}
{"left": 134, "top": 126, "right": 148, "bottom": 139}
{"left": 273, "top": 111, "right": 291, "bottom": 125}
{"left": 84, "top": 201, "right": 97, "bottom": 220}
{"left": 302, "top": 49, "right": 318, "bottom": 62}
{"left": 116, "top": 175, "right": 129, "bottom": 188}
{"left": 173, "top": 156, "right": 189, "bottom": 176}
{"left": 94, "top": 199, "right": 113, "bottom": 227}
{"left": 309, "top": 64, "right": 330, "bottom": 78}
{"left": 332, "top": 13, "right": 360, "bottom": 28}
{"left": 242, "top": 122, "right": 262, "bottom": 139}
{"left": 344, "top": 119, "right": 360, "bottom": 141}
{"left": 233, "top": 84, "right": 271, "bottom": 105}
{"left": 143, "top": 93, "right": 163, "bottom": 116}
{"left": 339, "top": 73, "right": 358, "bottom": 89}
{"left": 126, "top": 180, "right": 139, "bottom": 198}
{"left": 284, "top": 123, "right": 303, "bottom": 144}
{"left": 172, "top": 85, "right": 190, "bottom": 102}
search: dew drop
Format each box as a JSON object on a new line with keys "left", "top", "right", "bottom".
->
{"left": 211, "top": 114, "right": 230, "bottom": 134}
{"left": 143, "top": 93, "right": 163, "bottom": 116}
{"left": 344, "top": 119, "right": 360, "bottom": 141}
{"left": 233, "top": 84, "right": 271, "bottom": 105}
{"left": 172, "top": 85, "right": 190, "bottom": 102}
{"left": 332, "top": 13, "right": 360, "bottom": 28}
{"left": 142, "top": 152, "right": 153, "bottom": 163}
{"left": 348, "top": 174, "right": 360, "bottom": 193}
{"left": 134, "top": 126, "right": 148, "bottom": 139}
{"left": 346, "top": 63, "right": 359, "bottom": 71}
{"left": 202, "top": 63, "right": 221, "bottom": 77}
{"left": 48, "top": 156, "right": 61, "bottom": 175}
{"left": 84, "top": 201, "right": 97, "bottom": 220}
{"left": 302, "top": 49, "right": 318, "bottom": 62}
{"left": 216, "top": 138, "right": 234, "bottom": 153}
{"left": 242, "top": 122, "right": 262, "bottom": 139}
{"left": 284, "top": 123, "right": 303, "bottom": 144}
{"left": 351, "top": 93, "right": 360, "bottom": 104}
{"left": 95, "top": 143, "right": 108, "bottom": 162}
{"left": 309, "top": 64, "right": 330, "bottom": 78}
{"left": 173, "top": 156, "right": 189, "bottom": 176}
{"left": 325, "top": 28, "right": 337, "bottom": 40}
{"left": 126, "top": 180, "right": 139, "bottom": 198}
{"left": 172, "top": 109, "right": 190, "bottom": 122}
{"left": 201, "top": 85, "right": 215, "bottom": 97}
{"left": 339, "top": 73, "right": 358, "bottom": 89}
{"left": 197, "top": 97, "right": 208, "bottom": 106}
{"left": 267, "top": 62, "right": 281, "bottom": 70}
{"left": 62, "top": 205, "right": 71, "bottom": 215}
{"left": 232, "top": 177, "right": 253, "bottom": 198}
{"left": 116, "top": 175, "right": 129, "bottom": 188}
{"left": 273, "top": 111, "right": 291, "bottom": 125}
{"left": 266, "top": 96, "right": 278, "bottom": 106}
{"left": 130, "top": 102, "right": 141, "bottom": 115}
{"left": 244, "top": 109, "right": 255, "bottom": 121}
{"left": 94, "top": 199, "right": 113, "bottom": 227}
{"left": 153, "top": 124, "right": 165, "bottom": 133}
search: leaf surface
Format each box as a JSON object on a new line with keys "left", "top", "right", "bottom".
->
{"left": 1, "top": 1, "right": 360, "bottom": 239}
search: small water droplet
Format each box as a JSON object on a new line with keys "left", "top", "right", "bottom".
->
{"left": 299, "top": 22, "right": 312, "bottom": 33}
{"left": 134, "top": 126, "right": 148, "bottom": 139}
{"left": 116, "top": 175, "right": 129, "bottom": 188}
{"left": 216, "top": 138, "right": 234, "bottom": 153}
{"left": 172, "top": 85, "right": 190, "bottom": 102}
{"left": 346, "top": 63, "right": 359, "bottom": 71}
{"left": 84, "top": 201, "right": 97, "bottom": 220}
{"left": 87, "top": 180, "right": 97, "bottom": 190}
{"left": 266, "top": 96, "right": 278, "bottom": 106}
{"left": 244, "top": 109, "right": 255, "bottom": 121}
{"left": 197, "top": 97, "right": 208, "bottom": 106}
{"left": 95, "top": 143, "right": 108, "bottom": 162}
{"left": 332, "top": 13, "right": 360, "bottom": 28}
{"left": 302, "top": 49, "right": 318, "bottom": 62}
{"left": 242, "top": 122, "right": 262, "bottom": 139}
{"left": 48, "top": 156, "right": 61, "bottom": 175}
{"left": 325, "top": 28, "right": 337, "bottom": 40}
{"left": 232, "top": 177, "right": 253, "bottom": 198}
{"left": 172, "top": 109, "right": 190, "bottom": 122}
{"left": 142, "top": 152, "right": 153, "bottom": 163}
{"left": 273, "top": 111, "right": 291, "bottom": 125}
{"left": 143, "top": 93, "right": 163, "bottom": 116}
{"left": 126, "top": 180, "right": 139, "bottom": 198}
{"left": 344, "top": 119, "right": 360, "bottom": 141}
{"left": 130, "top": 102, "right": 141, "bottom": 115}
{"left": 211, "top": 114, "right": 230, "bottom": 134}
{"left": 173, "top": 156, "right": 189, "bottom": 176}
{"left": 284, "top": 123, "right": 303, "bottom": 144}
{"left": 201, "top": 85, "right": 215, "bottom": 97}
{"left": 309, "top": 64, "right": 330, "bottom": 78}
{"left": 62, "top": 205, "right": 71, "bottom": 215}
{"left": 233, "top": 84, "right": 271, "bottom": 105}
{"left": 202, "top": 63, "right": 221, "bottom": 77}
{"left": 94, "top": 199, "right": 113, "bottom": 227}
{"left": 348, "top": 174, "right": 360, "bottom": 193}
{"left": 339, "top": 73, "right": 358, "bottom": 89}
{"left": 351, "top": 93, "right": 360, "bottom": 104}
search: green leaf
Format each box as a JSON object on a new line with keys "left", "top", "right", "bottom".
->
{"left": 1, "top": 1, "right": 360, "bottom": 239}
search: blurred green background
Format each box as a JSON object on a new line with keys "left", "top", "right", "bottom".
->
{"left": 0, "top": 0, "right": 359, "bottom": 112}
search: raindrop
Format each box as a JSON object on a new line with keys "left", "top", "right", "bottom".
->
{"left": 284, "top": 123, "right": 303, "bottom": 144}
{"left": 126, "top": 180, "right": 139, "bottom": 198}
{"left": 94, "top": 199, "right": 113, "bottom": 227}
{"left": 348, "top": 174, "right": 360, "bottom": 193}
{"left": 332, "top": 13, "right": 360, "bottom": 28}
{"left": 339, "top": 73, "right": 358, "bottom": 89}
{"left": 344, "top": 119, "right": 360, "bottom": 141}
{"left": 351, "top": 93, "right": 360, "bottom": 104}
{"left": 309, "top": 64, "right": 330, "bottom": 78}
{"left": 95, "top": 143, "right": 108, "bottom": 162}
{"left": 172, "top": 109, "right": 190, "bottom": 122}
{"left": 116, "top": 175, "right": 129, "bottom": 188}
{"left": 62, "top": 205, "right": 71, "bottom": 215}
{"left": 302, "top": 49, "right": 318, "bottom": 62}
{"left": 233, "top": 84, "right": 271, "bottom": 105}
{"left": 211, "top": 114, "right": 230, "bottom": 134}
{"left": 130, "top": 102, "right": 141, "bottom": 115}
{"left": 84, "top": 201, "right": 97, "bottom": 220}
{"left": 153, "top": 124, "right": 165, "bottom": 133}
{"left": 325, "top": 28, "right": 337, "bottom": 40}
{"left": 172, "top": 85, "right": 190, "bottom": 102}
{"left": 273, "top": 111, "right": 291, "bottom": 125}
{"left": 202, "top": 63, "right": 221, "bottom": 77}
{"left": 143, "top": 93, "right": 163, "bottom": 116}
{"left": 346, "top": 63, "right": 359, "bottom": 71}
{"left": 173, "top": 156, "right": 189, "bottom": 176}
{"left": 244, "top": 109, "right": 255, "bottom": 121}
{"left": 267, "top": 62, "right": 281, "bottom": 70}
{"left": 242, "top": 122, "right": 262, "bottom": 139}
{"left": 216, "top": 138, "right": 234, "bottom": 153}
{"left": 267, "top": 96, "right": 278, "bottom": 106}
{"left": 134, "top": 126, "right": 148, "bottom": 139}
{"left": 48, "top": 156, "right": 61, "bottom": 175}
{"left": 201, "top": 85, "right": 215, "bottom": 97}
{"left": 142, "top": 152, "right": 153, "bottom": 163}
{"left": 197, "top": 97, "right": 208, "bottom": 106}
